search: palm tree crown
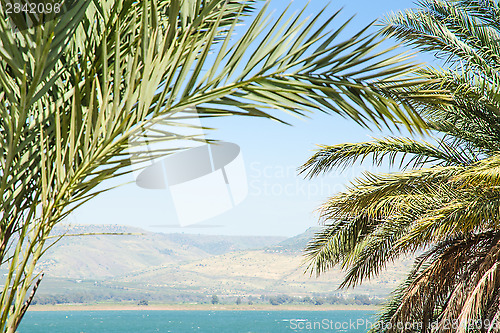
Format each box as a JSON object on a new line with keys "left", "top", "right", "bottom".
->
{"left": 301, "top": 0, "right": 500, "bottom": 330}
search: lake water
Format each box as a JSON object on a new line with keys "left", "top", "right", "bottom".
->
{"left": 18, "top": 310, "right": 376, "bottom": 332}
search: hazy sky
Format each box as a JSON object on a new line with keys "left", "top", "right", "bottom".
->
{"left": 71, "top": 0, "right": 432, "bottom": 237}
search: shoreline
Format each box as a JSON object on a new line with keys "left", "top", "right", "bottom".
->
{"left": 28, "top": 304, "right": 380, "bottom": 312}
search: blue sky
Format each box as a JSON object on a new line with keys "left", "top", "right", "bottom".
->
{"left": 71, "top": 0, "right": 434, "bottom": 237}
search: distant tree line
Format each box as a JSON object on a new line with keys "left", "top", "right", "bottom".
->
{"left": 33, "top": 291, "right": 383, "bottom": 306}
{"left": 266, "top": 294, "right": 381, "bottom": 306}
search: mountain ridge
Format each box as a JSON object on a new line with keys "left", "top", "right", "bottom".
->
{"left": 35, "top": 224, "right": 411, "bottom": 303}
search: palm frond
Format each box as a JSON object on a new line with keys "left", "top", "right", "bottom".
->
{"left": 300, "top": 136, "right": 470, "bottom": 179}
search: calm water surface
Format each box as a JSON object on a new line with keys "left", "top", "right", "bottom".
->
{"left": 18, "top": 310, "right": 376, "bottom": 333}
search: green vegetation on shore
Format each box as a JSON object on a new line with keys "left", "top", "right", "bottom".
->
{"left": 28, "top": 302, "right": 381, "bottom": 312}
{"left": 32, "top": 291, "right": 383, "bottom": 308}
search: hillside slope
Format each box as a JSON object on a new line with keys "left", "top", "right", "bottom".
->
{"left": 40, "top": 224, "right": 286, "bottom": 279}
{"left": 36, "top": 225, "right": 411, "bottom": 300}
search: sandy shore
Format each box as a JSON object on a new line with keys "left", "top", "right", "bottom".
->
{"left": 28, "top": 304, "right": 379, "bottom": 312}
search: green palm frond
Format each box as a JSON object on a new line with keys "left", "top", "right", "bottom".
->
{"left": 299, "top": 136, "right": 470, "bottom": 179}
{"left": 304, "top": 166, "right": 456, "bottom": 279}
{"left": 323, "top": 166, "right": 460, "bottom": 213}
{"left": 304, "top": 215, "right": 375, "bottom": 276}
{"left": 382, "top": 0, "right": 500, "bottom": 74}
{"left": 371, "top": 231, "right": 500, "bottom": 333}
{"left": 337, "top": 216, "right": 416, "bottom": 289}
{"left": 305, "top": 158, "right": 500, "bottom": 285}
{"left": 454, "top": 154, "right": 500, "bottom": 186}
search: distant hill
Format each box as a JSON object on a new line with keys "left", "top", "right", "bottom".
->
{"left": 266, "top": 227, "right": 320, "bottom": 253}
{"left": 34, "top": 224, "right": 413, "bottom": 303}
{"left": 40, "top": 224, "right": 286, "bottom": 279}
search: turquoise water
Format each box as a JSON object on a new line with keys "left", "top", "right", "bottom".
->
{"left": 18, "top": 310, "right": 376, "bottom": 332}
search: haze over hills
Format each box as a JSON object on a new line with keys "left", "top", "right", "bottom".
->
{"left": 41, "top": 224, "right": 286, "bottom": 279}
{"left": 35, "top": 224, "right": 412, "bottom": 303}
